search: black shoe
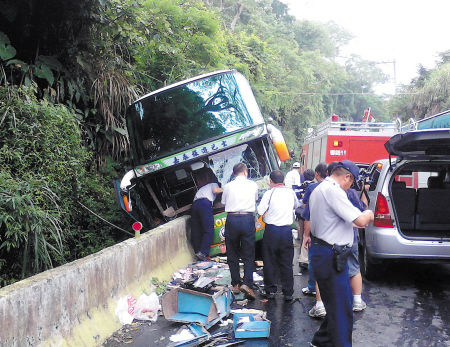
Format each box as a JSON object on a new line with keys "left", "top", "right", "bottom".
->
{"left": 240, "top": 284, "right": 256, "bottom": 300}
{"left": 299, "top": 262, "right": 308, "bottom": 270}
{"left": 195, "top": 252, "right": 209, "bottom": 261}
{"left": 265, "top": 292, "right": 276, "bottom": 299}
{"left": 284, "top": 295, "right": 294, "bottom": 302}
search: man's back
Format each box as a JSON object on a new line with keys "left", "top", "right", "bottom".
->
{"left": 285, "top": 169, "right": 300, "bottom": 188}
{"left": 222, "top": 176, "right": 258, "bottom": 212}
{"left": 258, "top": 187, "right": 299, "bottom": 226}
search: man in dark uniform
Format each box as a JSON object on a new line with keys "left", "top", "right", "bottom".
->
{"left": 222, "top": 163, "right": 258, "bottom": 300}
{"left": 309, "top": 161, "right": 374, "bottom": 347}
{"left": 257, "top": 170, "right": 300, "bottom": 301}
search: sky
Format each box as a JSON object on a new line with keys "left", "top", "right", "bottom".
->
{"left": 281, "top": 0, "right": 450, "bottom": 94}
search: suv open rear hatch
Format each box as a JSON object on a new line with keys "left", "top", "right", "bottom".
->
{"left": 385, "top": 129, "right": 450, "bottom": 160}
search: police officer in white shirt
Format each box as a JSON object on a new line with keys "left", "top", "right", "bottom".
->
{"left": 221, "top": 163, "right": 258, "bottom": 300}
{"left": 257, "top": 170, "right": 300, "bottom": 301}
{"left": 284, "top": 162, "right": 303, "bottom": 189}
{"left": 309, "top": 161, "right": 374, "bottom": 347}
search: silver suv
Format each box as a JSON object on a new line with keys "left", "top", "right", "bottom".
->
{"left": 359, "top": 129, "right": 450, "bottom": 279}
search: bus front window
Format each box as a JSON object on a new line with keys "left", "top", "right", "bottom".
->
{"left": 127, "top": 71, "right": 264, "bottom": 164}
{"left": 208, "top": 140, "right": 269, "bottom": 188}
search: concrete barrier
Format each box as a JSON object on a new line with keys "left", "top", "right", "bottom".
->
{"left": 0, "top": 216, "right": 193, "bottom": 347}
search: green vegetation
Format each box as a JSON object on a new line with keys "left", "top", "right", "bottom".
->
{"left": 387, "top": 50, "right": 450, "bottom": 120}
{"left": 0, "top": 86, "right": 129, "bottom": 285}
{"left": 0, "top": 0, "right": 448, "bottom": 286}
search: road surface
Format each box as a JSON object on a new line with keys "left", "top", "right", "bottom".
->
{"left": 103, "top": 243, "right": 450, "bottom": 347}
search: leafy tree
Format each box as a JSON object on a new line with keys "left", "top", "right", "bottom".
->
{"left": 387, "top": 52, "right": 450, "bottom": 120}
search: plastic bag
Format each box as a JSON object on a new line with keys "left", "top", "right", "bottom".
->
{"left": 115, "top": 294, "right": 137, "bottom": 325}
{"left": 134, "top": 293, "right": 160, "bottom": 322}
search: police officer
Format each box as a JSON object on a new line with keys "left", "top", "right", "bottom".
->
{"left": 257, "top": 170, "right": 300, "bottom": 301}
{"left": 309, "top": 160, "right": 374, "bottom": 347}
{"left": 221, "top": 163, "right": 258, "bottom": 300}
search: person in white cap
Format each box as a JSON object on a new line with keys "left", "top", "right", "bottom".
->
{"left": 284, "top": 162, "right": 303, "bottom": 189}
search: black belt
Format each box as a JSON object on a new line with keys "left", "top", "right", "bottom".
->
{"left": 311, "top": 235, "right": 333, "bottom": 248}
{"left": 228, "top": 212, "right": 253, "bottom": 215}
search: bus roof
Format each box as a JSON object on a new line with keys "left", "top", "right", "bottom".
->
{"left": 133, "top": 69, "right": 234, "bottom": 104}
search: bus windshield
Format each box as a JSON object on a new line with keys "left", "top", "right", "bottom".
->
{"left": 127, "top": 71, "right": 264, "bottom": 164}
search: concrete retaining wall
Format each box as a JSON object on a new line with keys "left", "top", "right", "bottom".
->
{"left": 0, "top": 216, "right": 193, "bottom": 347}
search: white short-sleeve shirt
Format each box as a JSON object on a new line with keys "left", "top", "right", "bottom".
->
{"left": 284, "top": 169, "right": 301, "bottom": 188}
{"left": 309, "top": 177, "right": 362, "bottom": 246}
{"left": 194, "top": 183, "right": 219, "bottom": 203}
{"left": 221, "top": 176, "right": 258, "bottom": 213}
{"left": 257, "top": 186, "right": 300, "bottom": 226}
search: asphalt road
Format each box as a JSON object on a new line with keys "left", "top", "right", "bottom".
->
{"left": 103, "top": 244, "right": 450, "bottom": 347}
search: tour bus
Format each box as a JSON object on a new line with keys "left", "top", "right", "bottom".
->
{"left": 117, "top": 70, "right": 290, "bottom": 256}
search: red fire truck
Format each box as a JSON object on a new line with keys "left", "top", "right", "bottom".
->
{"left": 300, "top": 114, "right": 399, "bottom": 170}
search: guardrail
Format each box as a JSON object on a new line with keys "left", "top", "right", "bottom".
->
{"left": 0, "top": 216, "right": 193, "bottom": 347}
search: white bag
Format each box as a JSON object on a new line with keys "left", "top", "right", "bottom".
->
{"left": 115, "top": 294, "right": 137, "bottom": 325}
{"left": 134, "top": 293, "right": 160, "bottom": 322}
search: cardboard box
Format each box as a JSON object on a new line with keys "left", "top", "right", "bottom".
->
{"left": 162, "top": 287, "right": 231, "bottom": 329}
{"left": 233, "top": 312, "right": 271, "bottom": 339}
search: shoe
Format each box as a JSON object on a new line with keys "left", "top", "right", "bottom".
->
{"left": 353, "top": 300, "right": 367, "bottom": 312}
{"left": 310, "top": 343, "right": 318, "bottom": 347}
{"left": 231, "top": 285, "right": 241, "bottom": 295}
{"left": 240, "top": 284, "right": 256, "bottom": 300}
{"left": 264, "top": 292, "right": 276, "bottom": 299}
{"left": 265, "top": 292, "right": 275, "bottom": 299}
{"left": 309, "top": 304, "right": 326, "bottom": 318}
{"left": 284, "top": 295, "right": 294, "bottom": 302}
{"left": 302, "top": 287, "right": 316, "bottom": 296}
{"left": 299, "top": 262, "right": 308, "bottom": 270}
{"left": 195, "top": 252, "right": 209, "bottom": 261}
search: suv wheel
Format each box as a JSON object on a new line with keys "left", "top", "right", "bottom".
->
{"left": 359, "top": 237, "right": 382, "bottom": 280}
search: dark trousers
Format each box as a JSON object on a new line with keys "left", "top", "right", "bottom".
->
{"left": 261, "top": 224, "right": 294, "bottom": 296}
{"left": 307, "top": 247, "right": 317, "bottom": 291}
{"left": 224, "top": 214, "right": 255, "bottom": 287}
{"left": 190, "top": 198, "right": 214, "bottom": 255}
{"left": 310, "top": 240, "right": 353, "bottom": 347}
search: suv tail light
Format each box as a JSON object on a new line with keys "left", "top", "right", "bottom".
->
{"left": 374, "top": 192, "right": 394, "bottom": 228}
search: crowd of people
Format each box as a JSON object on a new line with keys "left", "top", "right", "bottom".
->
{"left": 190, "top": 160, "right": 374, "bottom": 347}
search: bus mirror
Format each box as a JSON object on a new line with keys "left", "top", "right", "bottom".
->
{"left": 120, "top": 170, "right": 136, "bottom": 190}
{"left": 119, "top": 170, "right": 136, "bottom": 213}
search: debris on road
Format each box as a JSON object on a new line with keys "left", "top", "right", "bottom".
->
{"left": 232, "top": 309, "right": 271, "bottom": 339}
{"left": 112, "top": 256, "right": 270, "bottom": 345}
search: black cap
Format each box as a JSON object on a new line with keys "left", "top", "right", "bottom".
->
{"left": 333, "top": 160, "right": 360, "bottom": 181}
